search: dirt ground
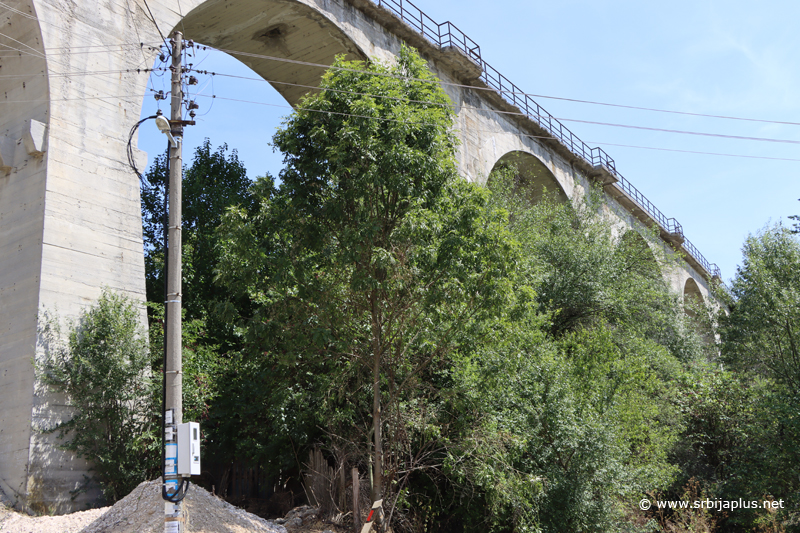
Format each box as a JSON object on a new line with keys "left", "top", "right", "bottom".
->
{"left": 0, "top": 480, "right": 347, "bottom": 533}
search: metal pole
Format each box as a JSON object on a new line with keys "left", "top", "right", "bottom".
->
{"left": 165, "top": 30, "right": 184, "bottom": 532}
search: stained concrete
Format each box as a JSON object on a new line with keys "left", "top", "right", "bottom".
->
{"left": 0, "top": 0, "right": 717, "bottom": 513}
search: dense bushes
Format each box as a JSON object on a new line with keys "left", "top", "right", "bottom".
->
{"left": 41, "top": 45, "right": 799, "bottom": 531}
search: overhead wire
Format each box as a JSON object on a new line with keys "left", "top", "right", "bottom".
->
{"left": 1, "top": 4, "right": 796, "bottom": 132}
{"left": 0, "top": 67, "right": 162, "bottom": 79}
{"left": 589, "top": 142, "right": 800, "bottom": 163}
{"left": 520, "top": 92, "right": 800, "bottom": 127}
{"left": 182, "top": 64, "right": 800, "bottom": 147}
{"left": 141, "top": 0, "right": 171, "bottom": 52}
{"left": 203, "top": 44, "right": 800, "bottom": 129}
{"left": 0, "top": 8, "right": 797, "bottom": 163}
{"left": 556, "top": 117, "right": 800, "bottom": 146}
{"left": 0, "top": 30, "right": 45, "bottom": 58}
{"left": 178, "top": 91, "right": 800, "bottom": 163}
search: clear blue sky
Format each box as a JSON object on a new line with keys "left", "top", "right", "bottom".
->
{"left": 137, "top": 0, "right": 800, "bottom": 283}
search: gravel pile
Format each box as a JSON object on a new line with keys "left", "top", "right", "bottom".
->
{"left": 0, "top": 506, "right": 107, "bottom": 533}
{"left": 0, "top": 480, "right": 287, "bottom": 533}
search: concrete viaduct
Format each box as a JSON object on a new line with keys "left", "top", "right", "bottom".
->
{"left": 0, "top": 0, "right": 721, "bottom": 512}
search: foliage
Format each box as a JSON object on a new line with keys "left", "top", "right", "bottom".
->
{"left": 147, "top": 303, "right": 220, "bottom": 424}
{"left": 140, "top": 139, "right": 254, "bottom": 474}
{"left": 686, "top": 222, "right": 800, "bottom": 531}
{"left": 124, "top": 45, "right": 800, "bottom": 533}
{"left": 216, "top": 45, "right": 519, "bottom": 525}
{"left": 428, "top": 170, "right": 702, "bottom": 533}
{"left": 37, "top": 290, "right": 160, "bottom": 503}
{"left": 141, "top": 139, "right": 255, "bottom": 336}
{"left": 721, "top": 223, "right": 800, "bottom": 389}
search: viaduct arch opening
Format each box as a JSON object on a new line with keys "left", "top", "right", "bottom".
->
{"left": 616, "top": 230, "right": 662, "bottom": 280}
{"left": 683, "top": 277, "right": 705, "bottom": 315}
{"left": 176, "top": 0, "right": 368, "bottom": 106}
{"left": 487, "top": 150, "right": 568, "bottom": 205}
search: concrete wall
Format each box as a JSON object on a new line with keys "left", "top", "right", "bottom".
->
{"left": 0, "top": 0, "right": 715, "bottom": 512}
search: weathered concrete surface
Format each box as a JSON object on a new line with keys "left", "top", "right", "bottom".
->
{"left": 0, "top": 0, "right": 717, "bottom": 513}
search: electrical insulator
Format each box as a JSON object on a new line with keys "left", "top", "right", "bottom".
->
{"left": 159, "top": 53, "right": 166, "bottom": 62}
{"left": 187, "top": 101, "right": 199, "bottom": 110}
{"left": 188, "top": 76, "right": 198, "bottom": 86}
{"left": 154, "top": 90, "right": 166, "bottom": 101}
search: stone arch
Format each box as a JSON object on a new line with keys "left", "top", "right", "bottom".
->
{"left": 177, "top": 0, "right": 370, "bottom": 106}
{"left": 683, "top": 277, "right": 705, "bottom": 316}
{"left": 616, "top": 230, "right": 663, "bottom": 280}
{"left": 487, "top": 150, "right": 569, "bottom": 204}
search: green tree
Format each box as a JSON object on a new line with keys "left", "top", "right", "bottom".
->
{"left": 141, "top": 139, "right": 255, "bottom": 330}
{"left": 721, "top": 222, "right": 800, "bottom": 389}
{"left": 708, "top": 222, "right": 800, "bottom": 531}
{"left": 217, "top": 45, "right": 517, "bottom": 526}
{"left": 441, "top": 170, "right": 704, "bottom": 532}
{"left": 38, "top": 290, "right": 159, "bottom": 503}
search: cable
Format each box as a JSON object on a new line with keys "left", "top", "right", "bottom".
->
{"left": 124, "top": 0, "right": 157, "bottom": 72}
{"left": 557, "top": 117, "right": 800, "bottom": 146}
{"left": 127, "top": 114, "right": 158, "bottom": 182}
{"left": 0, "top": 31, "right": 44, "bottom": 58}
{"left": 2, "top": 0, "right": 790, "bottom": 130}
{"left": 0, "top": 67, "right": 163, "bottom": 79}
{"left": 203, "top": 44, "right": 800, "bottom": 130}
{"left": 141, "top": 0, "right": 171, "bottom": 53}
{"left": 0, "top": 93, "right": 148, "bottom": 104}
{"left": 588, "top": 142, "right": 800, "bottom": 163}
{"left": 181, "top": 72, "right": 800, "bottom": 148}
{"left": 43, "top": 42, "right": 161, "bottom": 50}
{"left": 521, "top": 92, "right": 800, "bottom": 128}
{"left": 188, "top": 66, "right": 800, "bottom": 147}
{"left": 178, "top": 92, "right": 800, "bottom": 164}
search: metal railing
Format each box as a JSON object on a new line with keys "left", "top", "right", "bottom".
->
{"left": 371, "top": 0, "right": 721, "bottom": 279}
{"left": 614, "top": 175, "right": 683, "bottom": 235}
{"left": 683, "top": 238, "right": 721, "bottom": 278}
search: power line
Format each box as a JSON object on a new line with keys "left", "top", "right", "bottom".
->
{"left": 557, "top": 117, "right": 800, "bottom": 146}
{"left": 0, "top": 0, "right": 795, "bottom": 132}
{"left": 0, "top": 30, "right": 44, "bottom": 58}
{"left": 43, "top": 42, "right": 161, "bottom": 50}
{"left": 589, "top": 142, "right": 800, "bottom": 163}
{"left": 141, "top": 0, "right": 170, "bottom": 52}
{"left": 185, "top": 65, "right": 800, "bottom": 147}
{"left": 0, "top": 19, "right": 795, "bottom": 163}
{"left": 0, "top": 93, "right": 145, "bottom": 105}
{"left": 0, "top": 68, "right": 160, "bottom": 79}
{"left": 0, "top": 1, "right": 37, "bottom": 21}
{"left": 524, "top": 92, "right": 800, "bottom": 127}
{"left": 203, "top": 44, "right": 800, "bottom": 129}
{"left": 182, "top": 92, "right": 800, "bottom": 163}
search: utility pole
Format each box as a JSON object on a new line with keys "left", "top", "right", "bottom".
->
{"left": 164, "top": 30, "right": 185, "bottom": 533}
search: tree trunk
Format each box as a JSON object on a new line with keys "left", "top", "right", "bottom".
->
{"left": 371, "top": 293, "right": 383, "bottom": 531}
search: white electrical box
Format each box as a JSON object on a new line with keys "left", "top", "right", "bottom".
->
{"left": 177, "top": 422, "right": 201, "bottom": 476}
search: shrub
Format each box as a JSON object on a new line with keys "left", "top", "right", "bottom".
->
{"left": 38, "top": 289, "right": 159, "bottom": 503}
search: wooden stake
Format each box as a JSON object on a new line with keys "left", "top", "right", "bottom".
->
{"left": 352, "top": 468, "right": 361, "bottom": 533}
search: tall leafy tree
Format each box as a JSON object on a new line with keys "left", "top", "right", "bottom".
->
{"left": 216, "top": 45, "right": 517, "bottom": 525}
{"left": 721, "top": 222, "right": 800, "bottom": 389}
{"left": 141, "top": 139, "right": 255, "bottom": 325}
